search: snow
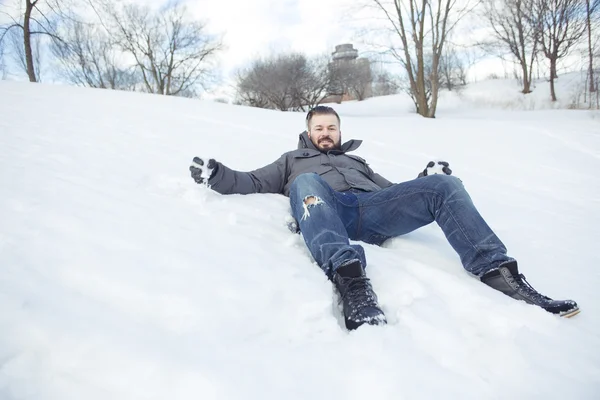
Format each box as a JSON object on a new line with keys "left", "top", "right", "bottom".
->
{"left": 333, "top": 71, "right": 597, "bottom": 114}
{"left": 455, "top": 71, "right": 592, "bottom": 111}
{"left": 1, "top": 79, "right": 600, "bottom": 400}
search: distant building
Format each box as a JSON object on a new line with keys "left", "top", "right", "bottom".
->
{"left": 332, "top": 44, "right": 359, "bottom": 62}
{"left": 323, "top": 44, "right": 372, "bottom": 104}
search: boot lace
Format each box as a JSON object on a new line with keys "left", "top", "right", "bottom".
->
{"left": 339, "top": 276, "right": 378, "bottom": 308}
{"left": 513, "top": 274, "right": 552, "bottom": 304}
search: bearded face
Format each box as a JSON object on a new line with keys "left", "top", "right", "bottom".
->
{"left": 307, "top": 114, "right": 342, "bottom": 152}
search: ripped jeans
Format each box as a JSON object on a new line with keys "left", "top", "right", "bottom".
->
{"left": 289, "top": 173, "right": 513, "bottom": 278}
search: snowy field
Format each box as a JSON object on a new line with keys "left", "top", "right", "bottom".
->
{"left": 1, "top": 80, "right": 599, "bottom": 399}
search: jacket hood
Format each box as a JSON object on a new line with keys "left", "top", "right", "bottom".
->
{"left": 297, "top": 131, "right": 362, "bottom": 153}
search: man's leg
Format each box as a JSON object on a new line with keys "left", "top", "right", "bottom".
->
{"left": 289, "top": 173, "right": 386, "bottom": 329}
{"left": 289, "top": 173, "right": 365, "bottom": 277}
{"left": 356, "top": 174, "right": 512, "bottom": 277}
{"left": 356, "top": 174, "right": 579, "bottom": 317}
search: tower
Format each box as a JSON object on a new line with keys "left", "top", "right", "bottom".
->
{"left": 331, "top": 44, "right": 359, "bottom": 62}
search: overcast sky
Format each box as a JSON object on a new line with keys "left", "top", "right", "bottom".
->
{"left": 137, "top": 0, "right": 508, "bottom": 98}
{"left": 140, "top": 0, "right": 362, "bottom": 93}
{"left": 2, "top": 0, "right": 577, "bottom": 99}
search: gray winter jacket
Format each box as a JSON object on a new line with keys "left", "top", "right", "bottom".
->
{"left": 208, "top": 131, "right": 394, "bottom": 197}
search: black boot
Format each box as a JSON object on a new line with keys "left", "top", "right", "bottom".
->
{"left": 333, "top": 260, "right": 387, "bottom": 330}
{"left": 481, "top": 261, "right": 579, "bottom": 318}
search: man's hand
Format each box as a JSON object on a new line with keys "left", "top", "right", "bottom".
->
{"left": 190, "top": 156, "right": 218, "bottom": 184}
{"left": 418, "top": 160, "right": 452, "bottom": 178}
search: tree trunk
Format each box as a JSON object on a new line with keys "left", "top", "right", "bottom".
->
{"left": 428, "top": 87, "right": 439, "bottom": 118}
{"left": 521, "top": 60, "right": 531, "bottom": 93}
{"left": 549, "top": 57, "right": 557, "bottom": 101}
{"left": 428, "top": 62, "right": 440, "bottom": 118}
{"left": 415, "top": 90, "right": 429, "bottom": 116}
{"left": 24, "top": 0, "right": 37, "bottom": 82}
{"left": 587, "top": 0, "right": 596, "bottom": 93}
{"left": 550, "top": 58, "right": 557, "bottom": 80}
{"left": 414, "top": 45, "right": 431, "bottom": 117}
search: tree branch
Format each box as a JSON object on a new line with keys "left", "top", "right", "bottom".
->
{"left": 0, "top": 23, "right": 24, "bottom": 43}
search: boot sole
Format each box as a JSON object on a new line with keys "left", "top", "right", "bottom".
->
{"left": 345, "top": 317, "right": 387, "bottom": 331}
{"left": 560, "top": 308, "right": 580, "bottom": 318}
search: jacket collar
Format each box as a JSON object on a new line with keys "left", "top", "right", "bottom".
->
{"left": 297, "top": 131, "right": 362, "bottom": 153}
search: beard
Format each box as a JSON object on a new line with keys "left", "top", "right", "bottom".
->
{"left": 312, "top": 136, "right": 342, "bottom": 152}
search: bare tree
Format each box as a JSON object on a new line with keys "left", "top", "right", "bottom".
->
{"left": 269, "top": 53, "right": 308, "bottom": 110}
{"left": 92, "top": 0, "right": 223, "bottom": 96}
{"left": 236, "top": 55, "right": 296, "bottom": 110}
{"left": 0, "top": 40, "right": 6, "bottom": 79}
{"left": 372, "top": 70, "right": 401, "bottom": 96}
{"left": 52, "top": 20, "right": 138, "bottom": 90}
{"left": 439, "top": 48, "right": 456, "bottom": 91}
{"left": 298, "top": 55, "right": 332, "bottom": 109}
{"left": 0, "top": 0, "right": 67, "bottom": 82}
{"left": 369, "top": 60, "right": 403, "bottom": 97}
{"left": 236, "top": 53, "right": 331, "bottom": 111}
{"left": 282, "top": 54, "right": 322, "bottom": 110}
{"left": 238, "top": 54, "right": 290, "bottom": 110}
{"left": 236, "top": 63, "right": 273, "bottom": 109}
{"left": 532, "top": 0, "right": 587, "bottom": 101}
{"left": 482, "top": 0, "right": 539, "bottom": 94}
{"left": 586, "top": 0, "right": 600, "bottom": 93}
{"left": 325, "top": 45, "right": 373, "bottom": 103}
{"left": 327, "top": 60, "right": 352, "bottom": 102}
{"left": 439, "top": 45, "right": 469, "bottom": 90}
{"left": 8, "top": 25, "right": 43, "bottom": 81}
{"left": 329, "top": 58, "right": 373, "bottom": 101}
{"left": 348, "top": 60, "right": 373, "bottom": 100}
{"left": 370, "top": 0, "right": 474, "bottom": 118}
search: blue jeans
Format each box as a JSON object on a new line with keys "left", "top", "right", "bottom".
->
{"left": 289, "top": 173, "right": 513, "bottom": 278}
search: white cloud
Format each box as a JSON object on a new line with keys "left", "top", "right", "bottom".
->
{"left": 134, "top": 0, "right": 362, "bottom": 98}
{"left": 147, "top": 0, "right": 360, "bottom": 77}
{"left": 4, "top": 0, "right": 558, "bottom": 98}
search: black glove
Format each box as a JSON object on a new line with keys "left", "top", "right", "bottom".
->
{"left": 418, "top": 160, "right": 452, "bottom": 178}
{"left": 190, "top": 156, "right": 218, "bottom": 184}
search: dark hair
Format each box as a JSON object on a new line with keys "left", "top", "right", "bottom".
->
{"left": 305, "top": 106, "right": 341, "bottom": 130}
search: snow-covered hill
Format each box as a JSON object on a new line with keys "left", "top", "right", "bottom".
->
{"left": 1, "top": 80, "right": 599, "bottom": 400}
{"left": 457, "top": 71, "right": 595, "bottom": 111}
{"left": 332, "top": 71, "right": 597, "bottom": 115}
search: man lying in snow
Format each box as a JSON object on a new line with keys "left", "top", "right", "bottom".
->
{"left": 189, "top": 106, "right": 579, "bottom": 330}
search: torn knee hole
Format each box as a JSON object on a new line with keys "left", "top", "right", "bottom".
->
{"left": 304, "top": 196, "right": 321, "bottom": 205}
{"left": 301, "top": 195, "right": 323, "bottom": 220}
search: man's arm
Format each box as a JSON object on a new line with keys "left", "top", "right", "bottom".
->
{"left": 366, "top": 165, "right": 394, "bottom": 188}
{"left": 192, "top": 154, "right": 288, "bottom": 195}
